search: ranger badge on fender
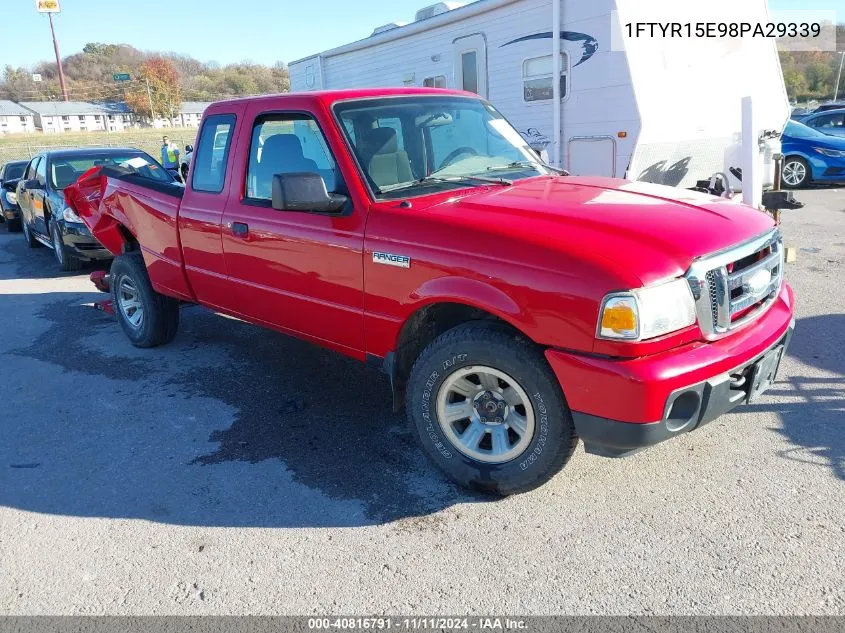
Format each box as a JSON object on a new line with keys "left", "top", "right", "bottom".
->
{"left": 372, "top": 251, "right": 411, "bottom": 269}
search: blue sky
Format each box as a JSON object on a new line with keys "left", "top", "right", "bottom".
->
{"left": 0, "top": 0, "right": 839, "bottom": 70}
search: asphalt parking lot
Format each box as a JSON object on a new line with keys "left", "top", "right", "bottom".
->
{"left": 0, "top": 188, "right": 843, "bottom": 615}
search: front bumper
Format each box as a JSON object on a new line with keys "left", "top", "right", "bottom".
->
{"left": 546, "top": 283, "right": 795, "bottom": 457}
{"left": 62, "top": 221, "right": 113, "bottom": 261}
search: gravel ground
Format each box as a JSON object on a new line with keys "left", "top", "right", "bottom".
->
{"left": 0, "top": 188, "right": 843, "bottom": 615}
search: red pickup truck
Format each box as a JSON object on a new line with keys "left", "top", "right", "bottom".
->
{"left": 66, "top": 88, "right": 795, "bottom": 495}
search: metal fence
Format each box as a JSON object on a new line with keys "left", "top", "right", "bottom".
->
{"left": 0, "top": 134, "right": 197, "bottom": 165}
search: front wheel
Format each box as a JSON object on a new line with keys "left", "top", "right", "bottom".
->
{"left": 110, "top": 253, "right": 180, "bottom": 348}
{"left": 782, "top": 157, "right": 810, "bottom": 189}
{"left": 406, "top": 323, "right": 577, "bottom": 495}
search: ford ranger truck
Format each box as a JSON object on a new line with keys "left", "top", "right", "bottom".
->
{"left": 65, "top": 88, "right": 795, "bottom": 495}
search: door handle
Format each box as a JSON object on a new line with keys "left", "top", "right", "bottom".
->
{"left": 229, "top": 221, "right": 249, "bottom": 237}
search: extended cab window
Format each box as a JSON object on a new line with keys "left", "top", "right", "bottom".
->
{"left": 192, "top": 114, "right": 235, "bottom": 193}
{"left": 246, "top": 114, "right": 339, "bottom": 201}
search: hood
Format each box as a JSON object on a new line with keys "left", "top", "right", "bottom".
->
{"left": 784, "top": 133, "right": 845, "bottom": 150}
{"left": 424, "top": 176, "right": 775, "bottom": 286}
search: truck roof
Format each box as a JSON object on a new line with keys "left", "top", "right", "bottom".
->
{"left": 206, "top": 87, "right": 478, "bottom": 111}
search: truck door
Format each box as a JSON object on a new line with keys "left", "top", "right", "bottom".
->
{"left": 179, "top": 109, "right": 243, "bottom": 309}
{"left": 220, "top": 105, "right": 366, "bottom": 356}
{"left": 454, "top": 34, "right": 488, "bottom": 97}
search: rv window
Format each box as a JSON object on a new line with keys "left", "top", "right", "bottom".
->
{"left": 461, "top": 51, "right": 479, "bottom": 94}
{"left": 522, "top": 54, "right": 568, "bottom": 102}
{"left": 246, "top": 114, "right": 339, "bottom": 201}
{"left": 424, "top": 75, "right": 447, "bottom": 88}
{"left": 192, "top": 114, "right": 235, "bottom": 193}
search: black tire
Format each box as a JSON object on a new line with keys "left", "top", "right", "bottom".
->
{"left": 22, "top": 218, "right": 41, "bottom": 248}
{"left": 180, "top": 164, "right": 189, "bottom": 182}
{"left": 50, "top": 219, "right": 84, "bottom": 272}
{"left": 110, "top": 253, "right": 180, "bottom": 348}
{"left": 5, "top": 217, "right": 22, "bottom": 233}
{"left": 406, "top": 322, "right": 578, "bottom": 496}
{"left": 782, "top": 156, "right": 811, "bottom": 189}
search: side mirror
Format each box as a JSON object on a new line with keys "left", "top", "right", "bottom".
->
{"left": 23, "top": 179, "right": 43, "bottom": 190}
{"left": 271, "top": 172, "right": 347, "bottom": 213}
{"left": 2, "top": 178, "right": 19, "bottom": 192}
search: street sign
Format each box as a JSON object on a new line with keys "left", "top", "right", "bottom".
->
{"left": 113, "top": 73, "right": 131, "bottom": 82}
{"left": 35, "top": 0, "right": 60, "bottom": 12}
{"left": 32, "top": 74, "right": 42, "bottom": 82}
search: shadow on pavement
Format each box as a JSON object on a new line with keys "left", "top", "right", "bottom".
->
{"left": 0, "top": 234, "right": 481, "bottom": 528}
{"left": 745, "top": 313, "right": 845, "bottom": 481}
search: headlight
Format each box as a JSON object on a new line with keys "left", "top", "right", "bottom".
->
{"left": 598, "top": 278, "right": 697, "bottom": 341}
{"left": 63, "top": 206, "right": 82, "bottom": 223}
{"left": 5, "top": 191, "right": 16, "bottom": 205}
{"left": 813, "top": 147, "right": 845, "bottom": 158}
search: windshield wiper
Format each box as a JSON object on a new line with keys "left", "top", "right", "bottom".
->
{"left": 422, "top": 174, "right": 512, "bottom": 186}
{"left": 486, "top": 161, "right": 570, "bottom": 175}
{"left": 379, "top": 174, "right": 512, "bottom": 193}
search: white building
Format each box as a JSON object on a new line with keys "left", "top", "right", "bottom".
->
{"left": 0, "top": 101, "right": 36, "bottom": 134}
{"left": 19, "top": 101, "right": 136, "bottom": 134}
{"left": 177, "top": 102, "right": 211, "bottom": 128}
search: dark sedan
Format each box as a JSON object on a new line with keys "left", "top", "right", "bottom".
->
{"left": 0, "top": 160, "right": 28, "bottom": 232}
{"left": 14, "top": 148, "right": 174, "bottom": 271}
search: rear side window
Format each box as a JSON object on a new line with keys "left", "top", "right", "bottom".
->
{"left": 192, "top": 114, "right": 235, "bottom": 193}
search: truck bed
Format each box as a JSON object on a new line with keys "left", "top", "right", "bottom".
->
{"left": 65, "top": 167, "right": 195, "bottom": 301}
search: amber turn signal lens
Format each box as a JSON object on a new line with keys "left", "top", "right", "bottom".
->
{"left": 601, "top": 304, "right": 636, "bottom": 332}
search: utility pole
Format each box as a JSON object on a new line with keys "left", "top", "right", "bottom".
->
{"left": 145, "top": 78, "right": 156, "bottom": 122}
{"left": 47, "top": 12, "right": 68, "bottom": 101}
{"left": 834, "top": 52, "right": 845, "bottom": 102}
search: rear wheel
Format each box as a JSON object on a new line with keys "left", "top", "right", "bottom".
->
{"left": 22, "top": 218, "right": 40, "bottom": 248}
{"left": 50, "top": 219, "right": 83, "bottom": 272}
{"left": 406, "top": 322, "right": 577, "bottom": 495}
{"left": 111, "top": 253, "right": 180, "bottom": 348}
{"left": 782, "top": 157, "right": 810, "bottom": 189}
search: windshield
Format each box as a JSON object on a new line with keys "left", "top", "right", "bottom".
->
{"left": 50, "top": 152, "right": 173, "bottom": 190}
{"left": 4, "top": 163, "right": 26, "bottom": 181}
{"left": 784, "top": 120, "right": 830, "bottom": 139}
{"left": 334, "top": 96, "right": 554, "bottom": 198}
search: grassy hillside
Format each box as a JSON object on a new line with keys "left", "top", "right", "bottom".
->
{"left": 0, "top": 128, "right": 199, "bottom": 165}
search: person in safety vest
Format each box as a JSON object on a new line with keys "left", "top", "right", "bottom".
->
{"left": 160, "top": 136, "right": 181, "bottom": 180}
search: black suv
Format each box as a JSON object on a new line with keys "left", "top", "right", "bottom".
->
{"left": 12, "top": 148, "right": 174, "bottom": 271}
{"left": 0, "top": 160, "right": 28, "bottom": 232}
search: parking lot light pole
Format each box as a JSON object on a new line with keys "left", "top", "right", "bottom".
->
{"left": 48, "top": 12, "right": 69, "bottom": 102}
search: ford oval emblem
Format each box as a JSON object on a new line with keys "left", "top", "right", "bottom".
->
{"left": 745, "top": 269, "right": 772, "bottom": 295}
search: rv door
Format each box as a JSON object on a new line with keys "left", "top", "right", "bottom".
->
{"left": 454, "top": 34, "right": 488, "bottom": 98}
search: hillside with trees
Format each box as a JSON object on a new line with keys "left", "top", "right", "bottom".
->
{"left": 780, "top": 24, "right": 844, "bottom": 104}
{"left": 0, "top": 42, "right": 290, "bottom": 110}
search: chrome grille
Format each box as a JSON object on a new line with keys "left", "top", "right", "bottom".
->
{"left": 687, "top": 229, "right": 784, "bottom": 339}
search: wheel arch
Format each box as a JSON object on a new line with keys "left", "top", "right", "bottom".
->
{"left": 384, "top": 278, "right": 540, "bottom": 411}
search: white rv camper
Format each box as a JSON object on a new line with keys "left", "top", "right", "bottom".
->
{"left": 290, "top": 0, "right": 790, "bottom": 194}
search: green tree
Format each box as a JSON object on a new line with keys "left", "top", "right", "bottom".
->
{"left": 783, "top": 68, "right": 808, "bottom": 99}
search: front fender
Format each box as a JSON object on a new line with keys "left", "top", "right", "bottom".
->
{"left": 410, "top": 275, "right": 530, "bottom": 330}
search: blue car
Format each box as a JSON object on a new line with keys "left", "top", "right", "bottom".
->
{"left": 797, "top": 108, "right": 845, "bottom": 138}
{"left": 781, "top": 120, "right": 845, "bottom": 189}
